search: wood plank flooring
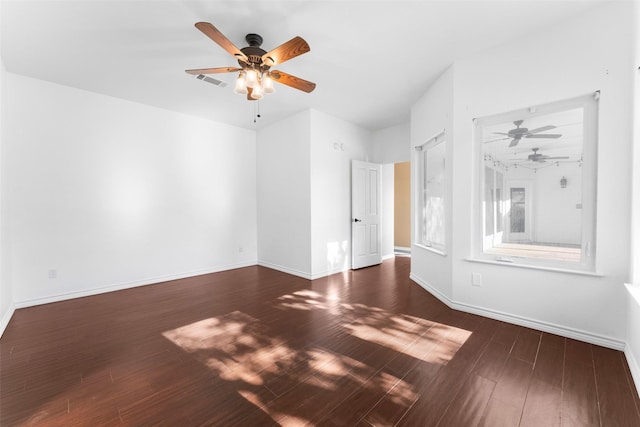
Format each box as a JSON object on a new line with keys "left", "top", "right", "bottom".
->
{"left": 1, "top": 257, "right": 639, "bottom": 426}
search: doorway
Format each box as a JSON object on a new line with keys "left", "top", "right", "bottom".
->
{"left": 394, "top": 162, "right": 411, "bottom": 255}
{"left": 506, "top": 180, "right": 533, "bottom": 243}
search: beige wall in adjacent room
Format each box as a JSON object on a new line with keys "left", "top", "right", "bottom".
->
{"left": 394, "top": 162, "right": 411, "bottom": 248}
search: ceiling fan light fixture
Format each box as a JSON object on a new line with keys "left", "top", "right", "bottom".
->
{"left": 251, "top": 84, "right": 264, "bottom": 100}
{"left": 262, "top": 73, "right": 275, "bottom": 94}
{"left": 245, "top": 69, "right": 258, "bottom": 88}
{"left": 234, "top": 72, "right": 248, "bottom": 94}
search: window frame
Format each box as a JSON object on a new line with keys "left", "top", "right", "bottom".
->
{"left": 472, "top": 93, "right": 599, "bottom": 273}
{"left": 414, "top": 130, "right": 447, "bottom": 256}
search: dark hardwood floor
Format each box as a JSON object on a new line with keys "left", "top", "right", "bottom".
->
{"left": 1, "top": 257, "right": 639, "bottom": 426}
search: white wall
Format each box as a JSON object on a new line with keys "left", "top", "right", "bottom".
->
{"left": 371, "top": 123, "right": 410, "bottom": 164}
{"left": 0, "top": 56, "right": 12, "bottom": 333}
{"left": 531, "top": 163, "right": 582, "bottom": 245}
{"left": 625, "top": 0, "right": 640, "bottom": 394}
{"left": 412, "top": 2, "right": 635, "bottom": 347}
{"left": 411, "top": 66, "right": 454, "bottom": 301}
{"left": 380, "top": 164, "right": 394, "bottom": 259}
{"left": 257, "top": 109, "right": 371, "bottom": 279}
{"left": 5, "top": 73, "right": 257, "bottom": 306}
{"left": 631, "top": 1, "right": 640, "bottom": 286}
{"left": 309, "top": 109, "right": 370, "bottom": 278}
{"left": 502, "top": 163, "right": 582, "bottom": 245}
{"left": 256, "top": 110, "right": 312, "bottom": 277}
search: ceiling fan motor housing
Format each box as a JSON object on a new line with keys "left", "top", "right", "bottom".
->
{"left": 245, "top": 33, "right": 263, "bottom": 47}
{"left": 509, "top": 120, "right": 527, "bottom": 137}
{"left": 239, "top": 34, "right": 270, "bottom": 68}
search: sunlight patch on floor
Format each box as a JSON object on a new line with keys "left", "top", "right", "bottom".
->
{"left": 162, "top": 311, "right": 297, "bottom": 386}
{"left": 344, "top": 316, "right": 470, "bottom": 365}
{"left": 275, "top": 291, "right": 472, "bottom": 365}
{"left": 162, "top": 289, "right": 472, "bottom": 425}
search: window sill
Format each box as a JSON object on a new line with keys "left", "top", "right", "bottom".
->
{"left": 414, "top": 243, "right": 447, "bottom": 257}
{"left": 464, "top": 257, "right": 602, "bottom": 277}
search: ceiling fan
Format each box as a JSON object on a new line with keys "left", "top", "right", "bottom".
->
{"left": 511, "top": 147, "right": 570, "bottom": 163}
{"left": 185, "top": 22, "right": 316, "bottom": 101}
{"left": 494, "top": 120, "right": 562, "bottom": 147}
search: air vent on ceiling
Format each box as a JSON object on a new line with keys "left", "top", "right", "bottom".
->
{"left": 196, "top": 74, "right": 228, "bottom": 87}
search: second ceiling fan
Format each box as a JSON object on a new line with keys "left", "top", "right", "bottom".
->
{"left": 494, "top": 120, "right": 562, "bottom": 147}
{"left": 511, "top": 147, "right": 570, "bottom": 163}
{"left": 186, "top": 22, "right": 316, "bottom": 101}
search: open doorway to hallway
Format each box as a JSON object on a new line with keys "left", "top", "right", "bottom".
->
{"left": 394, "top": 161, "right": 411, "bottom": 256}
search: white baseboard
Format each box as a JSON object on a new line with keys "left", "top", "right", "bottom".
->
{"left": 13, "top": 261, "right": 257, "bottom": 310}
{"left": 257, "top": 260, "right": 351, "bottom": 281}
{"left": 625, "top": 345, "right": 640, "bottom": 397}
{"left": 258, "top": 261, "right": 313, "bottom": 280}
{"left": 0, "top": 303, "right": 15, "bottom": 338}
{"left": 310, "top": 267, "right": 350, "bottom": 280}
{"left": 382, "top": 253, "right": 396, "bottom": 261}
{"left": 409, "top": 272, "right": 625, "bottom": 351}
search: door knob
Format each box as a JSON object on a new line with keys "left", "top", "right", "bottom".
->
{"left": 354, "top": 218, "right": 362, "bottom": 222}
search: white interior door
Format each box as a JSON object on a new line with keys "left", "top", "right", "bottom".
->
{"left": 506, "top": 180, "right": 533, "bottom": 243}
{"left": 352, "top": 160, "right": 382, "bottom": 269}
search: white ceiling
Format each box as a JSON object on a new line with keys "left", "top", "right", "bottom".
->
{"left": 0, "top": 0, "right": 607, "bottom": 131}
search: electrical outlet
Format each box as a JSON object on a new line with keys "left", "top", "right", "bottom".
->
{"left": 472, "top": 272, "right": 482, "bottom": 287}
{"left": 238, "top": 246, "right": 244, "bottom": 253}
{"left": 48, "top": 269, "right": 57, "bottom": 279}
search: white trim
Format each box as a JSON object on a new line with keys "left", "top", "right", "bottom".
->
{"left": 465, "top": 257, "right": 603, "bottom": 277}
{"left": 625, "top": 283, "right": 640, "bottom": 397}
{"left": 414, "top": 243, "right": 447, "bottom": 257}
{"left": 0, "top": 304, "right": 16, "bottom": 338}
{"left": 258, "top": 261, "right": 313, "bottom": 280}
{"left": 409, "top": 272, "right": 625, "bottom": 351}
{"left": 413, "top": 128, "right": 445, "bottom": 150}
{"left": 625, "top": 345, "right": 640, "bottom": 398}
{"left": 394, "top": 246, "right": 411, "bottom": 253}
{"left": 409, "top": 272, "right": 451, "bottom": 306}
{"left": 257, "top": 261, "right": 363, "bottom": 280}
{"left": 382, "top": 253, "right": 396, "bottom": 261}
{"left": 310, "top": 266, "right": 350, "bottom": 280}
{"left": 13, "top": 261, "right": 257, "bottom": 309}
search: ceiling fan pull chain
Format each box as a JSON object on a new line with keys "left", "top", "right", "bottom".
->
{"left": 253, "top": 101, "right": 262, "bottom": 123}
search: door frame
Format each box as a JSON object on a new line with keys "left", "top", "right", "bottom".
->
{"left": 505, "top": 179, "right": 534, "bottom": 243}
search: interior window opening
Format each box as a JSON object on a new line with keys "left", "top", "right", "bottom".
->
{"left": 475, "top": 93, "right": 597, "bottom": 271}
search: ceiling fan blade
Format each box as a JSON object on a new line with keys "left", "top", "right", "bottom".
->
{"left": 544, "top": 156, "right": 571, "bottom": 160}
{"left": 185, "top": 67, "right": 241, "bottom": 75}
{"left": 527, "top": 125, "right": 556, "bottom": 134}
{"left": 525, "top": 134, "right": 562, "bottom": 139}
{"left": 483, "top": 137, "right": 511, "bottom": 144}
{"left": 262, "top": 37, "right": 310, "bottom": 67}
{"left": 195, "top": 22, "right": 248, "bottom": 62}
{"left": 508, "top": 138, "right": 520, "bottom": 148}
{"left": 270, "top": 70, "right": 316, "bottom": 93}
{"left": 493, "top": 132, "right": 511, "bottom": 136}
